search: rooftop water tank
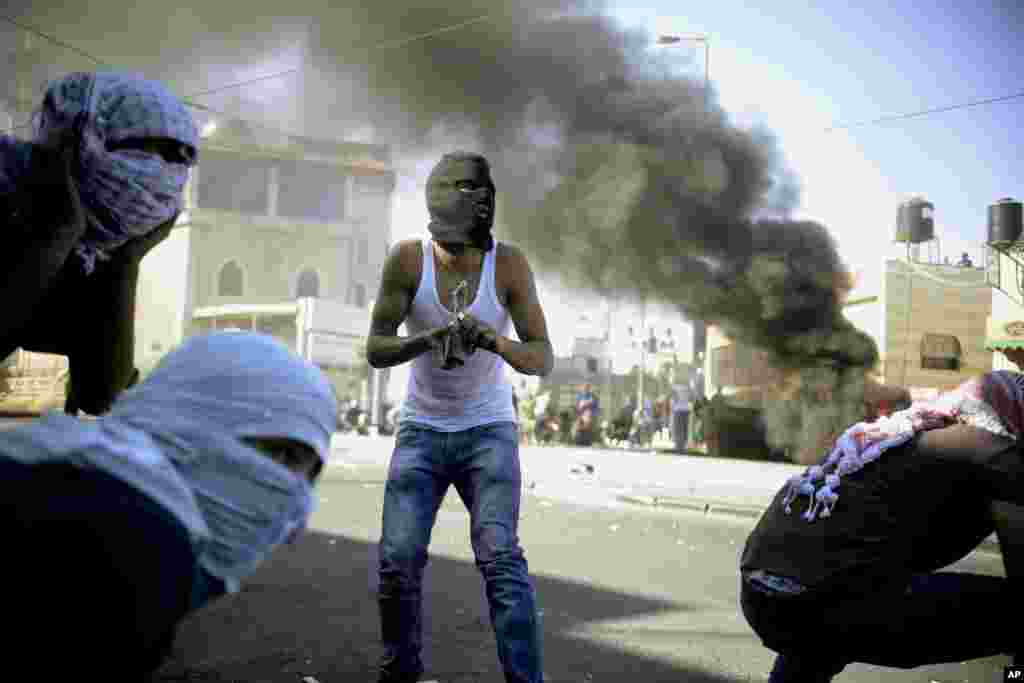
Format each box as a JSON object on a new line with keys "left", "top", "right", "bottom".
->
{"left": 894, "top": 197, "right": 934, "bottom": 244}
{"left": 987, "top": 198, "right": 1023, "bottom": 246}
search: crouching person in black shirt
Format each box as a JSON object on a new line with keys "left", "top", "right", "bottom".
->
{"left": 740, "top": 369, "right": 1024, "bottom": 681}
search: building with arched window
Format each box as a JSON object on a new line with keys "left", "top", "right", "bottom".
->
{"left": 701, "top": 256, "right": 992, "bottom": 463}
{"left": 349, "top": 282, "right": 366, "bottom": 308}
{"left": 134, "top": 118, "right": 396, "bottom": 416}
{"left": 217, "top": 260, "right": 245, "bottom": 297}
{"left": 296, "top": 268, "right": 321, "bottom": 299}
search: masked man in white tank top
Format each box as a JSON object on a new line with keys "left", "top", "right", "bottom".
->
{"left": 367, "top": 152, "right": 554, "bottom": 683}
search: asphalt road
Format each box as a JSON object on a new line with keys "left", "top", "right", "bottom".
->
{"left": 153, "top": 465, "right": 1012, "bottom": 683}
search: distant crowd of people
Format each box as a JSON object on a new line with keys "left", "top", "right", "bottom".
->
{"left": 518, "top": 380, "right": 706, "bottom": 453}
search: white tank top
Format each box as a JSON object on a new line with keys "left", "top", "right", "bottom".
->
{"left": 400, "top": 239, "right": 517, "bottom": 431}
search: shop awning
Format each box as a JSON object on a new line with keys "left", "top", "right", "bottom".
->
{"left": 985, "top": 317, "right": 1024, "bottom": 350}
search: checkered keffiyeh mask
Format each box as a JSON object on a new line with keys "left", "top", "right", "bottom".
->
{"left": 781, "top": 370, "right": 1024, "bottom": 522}
{"left": 34, "top": 71, "right": 198, "bottom": 273}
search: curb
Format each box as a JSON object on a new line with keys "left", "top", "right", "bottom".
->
{"left": 615, "top": 494, "right": 1004, "bottom": 557}
{"left": 615, "top": 494, "right": 765, "bottom": 520}
{"left": 328, "top": 454, "right": 1005, "bottom": 558}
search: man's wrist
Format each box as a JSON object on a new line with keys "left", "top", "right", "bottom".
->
{"left": 492, "top": 335, "right": 508, "bottom": 356}
{"left": 413, "top": 329, "right": 441, "bottom": 354}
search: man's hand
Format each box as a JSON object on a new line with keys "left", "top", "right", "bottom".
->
{"left": 367, "top": 241, "right": 468, "bottom": 370}
{"left": 1003, "top": 348, "right": 1024, "bottom": 369}
{"left": 457, "top": 312, "right": 499, "bottom": 354}
{"left": 435, "top": 319, "right": 467, "bottom": 369}
{"left": 427, "top": 320, "right": 458, "bottom": 351}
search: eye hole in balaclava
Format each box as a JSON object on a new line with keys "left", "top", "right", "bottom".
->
{"left": 107, "top": 137, "right": 197, "bottom": 165}
{"left": 426, "top": 152, "right": 496, "bottom": 251}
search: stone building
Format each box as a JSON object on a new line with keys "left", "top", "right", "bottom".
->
{"left": 705, "top": 258, "right": 991, "bottom": 402}
{"left": 878, "top": 258, "right": 990, "bottom": 394}
{"left": 701, "top": 256, "right": 992, "bottom": 460}
{"left": 535, "top": 297, "right": 696, "bottom": 421}
{"left": 134, "top": 118, "right": 396, "bottom": 411}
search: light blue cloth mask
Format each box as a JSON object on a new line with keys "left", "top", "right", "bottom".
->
{"left": 0, "top": 332, "right": 338, "bottom": 592}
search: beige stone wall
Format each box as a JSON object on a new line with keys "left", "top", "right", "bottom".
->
{"left": 881, "top": 259, "right": 991, "bottom": 391}
{"left": 0, "top": 350, "right": 69, "bottom": 415}
{"left": 704, "top": 259, "right": 994, "bottom": 399}
{"left": 187, "top": 210, "right": 388, "bottom": 309}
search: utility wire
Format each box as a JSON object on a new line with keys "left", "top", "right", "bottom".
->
{"left": 0, "top": 15, "right": 279, "bottom": 135}
{"left": 167, "top": 12, "right": 496, "bottom": 102}
{"left": 372, "top": 12, "right": 494, "bottom": 50}
{"left": 0, "top": 15, "right": 107, "bottom": 66}
{"left": 828, "top": 90, "right": 1024, "bottom": 132}
{"left": 185, "top": 69, "right": 300, "bottom": 100}
{"left": 0, "top": 12, "right": 499, "bottom": 136}
{"left": 9, "top": 12, "right": 1024, "bottom": 138}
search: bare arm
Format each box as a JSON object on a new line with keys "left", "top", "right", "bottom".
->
{"left": 916, "top": 424, "right": 1024, "bottom": 581}
{"left": 863, "top": 379, "right": 912, "bottom": 413}
{"left": 493, "top": 245, "right": 554, "bottom": 377}
{"left": 0, "top": 137, "right": 87, "bottom": 337}
{"left": 366, "top": 241, "right": 451, "bottom": 369}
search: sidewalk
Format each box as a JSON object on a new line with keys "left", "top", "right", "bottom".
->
{"left": 330, "top": 433, "right": 1003, "bottom": 556}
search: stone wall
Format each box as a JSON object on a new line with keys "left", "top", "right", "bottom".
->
{"left": 0, "top": 350, "right": 69, "bottom": 415}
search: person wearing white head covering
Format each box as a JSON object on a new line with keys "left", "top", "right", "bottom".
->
{"left": 0, "top": 331, "right": 337, "bottom": 679}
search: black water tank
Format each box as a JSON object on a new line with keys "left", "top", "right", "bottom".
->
{"left": 895, "top": 198, "right": 934, "bottom": 243}
{"left": 988, "top": 198, "right": 1023, "bottom": 246}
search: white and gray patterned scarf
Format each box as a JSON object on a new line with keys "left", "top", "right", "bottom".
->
{"left": 782, "top": 370, "right": 1024, "bottom": 522}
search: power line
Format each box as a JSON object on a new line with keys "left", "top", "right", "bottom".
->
{"left": 372, "top": 12, "right": 494, "bottom": 50}
{"left": 0, "top": 15, "right": 107, "bottom": 66}
{"left": 0, "top": 12, "right": 499, "bottom": 136}
{"left": 171, "top": 12, "right": 496, "bottom": 102}
{"left": 827, "top": 90, "right": 1024, "bottom": 132}
{"left": 0, "top": 15, "right": 260, "bottom": 135}
{"left": 0, "top": 16, "right": 110, "bottom": 134}
{"left": 185, "top": 69, "right": 300, "bottom": 100}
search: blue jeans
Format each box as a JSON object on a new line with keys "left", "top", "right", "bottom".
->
{"left": 378, "top": 421, "right": 543, "bottom": 683}
{"left": 740, "top": 570, "right": 1019, "bottom": 682}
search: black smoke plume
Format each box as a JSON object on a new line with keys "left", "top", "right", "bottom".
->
{"left": 8, "top": 0, "right": 880, "bottom": 459}
{"left": 303, "top": 2, "right": 878, "bottom": 459}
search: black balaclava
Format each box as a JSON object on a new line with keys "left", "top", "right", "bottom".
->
{"left": 426, "top": 152, "right": 496, "bottom": 252}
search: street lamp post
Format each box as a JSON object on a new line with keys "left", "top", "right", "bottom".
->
{"left": 656, "top": 34, "right": 710, "bottom": 117}
{"left": 636, "top": 299, "right": 648, "bottom": 411}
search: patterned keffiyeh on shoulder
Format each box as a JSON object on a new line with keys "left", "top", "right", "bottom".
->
{"left": 781, "top": 370, "right": 1024, "bottom": 522}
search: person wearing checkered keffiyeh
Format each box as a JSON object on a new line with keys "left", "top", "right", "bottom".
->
{"left": 0, "top": 71, "right": 198, "bottom": 416}
{"left": 739, "top": 368, "right": 1024, "bottom": 682}
{"left": 780, "top": 370, "right": 1024, "bottom": 523}
{"left": 32, "top": 71, "right": 199, "bottom": 273}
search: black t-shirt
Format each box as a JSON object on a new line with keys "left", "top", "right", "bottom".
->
{"left": 741, "top": 424, "right": 1023, "bottom": 592}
